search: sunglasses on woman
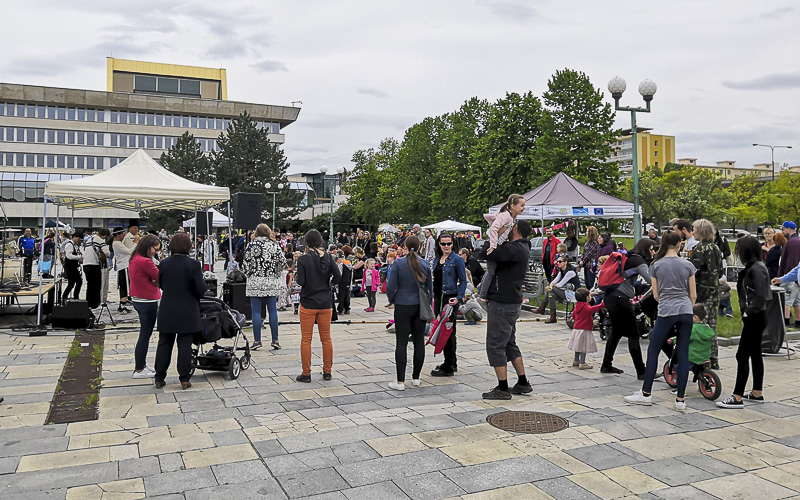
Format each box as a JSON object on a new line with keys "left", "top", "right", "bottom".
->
{"left": 440, "top": 241, "right": 453, "bottom": 246}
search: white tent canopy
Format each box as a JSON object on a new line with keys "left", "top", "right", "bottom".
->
{"left": 45, "top": 149, "right": 230, "bottom": 211}
{"left": 183, "top": 208, "right": 232, "bottom": 228}
{"left": 422, "top": 220, "right": 482, "bottom": 234}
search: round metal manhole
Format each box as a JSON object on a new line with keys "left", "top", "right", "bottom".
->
{"left": 486, "top": 411, "right": 569, "bottom": 434}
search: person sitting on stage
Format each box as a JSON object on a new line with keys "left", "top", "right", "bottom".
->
{"left": 17, "top": 228, "right": 37, "bottom": 283}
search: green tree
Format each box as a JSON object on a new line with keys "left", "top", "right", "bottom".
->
{"left": 536, "top": 69, "right": 620, "bottom": 194}
{"left": 763, "top": 171, "right": 800, "bottom": 224}
{"left": 390, "top": 117, "right": 444, "bottom": 222}
{"left": 343, "top": 138, "right": 399, "bottom": 226}
{"left": 213, "top": 112, "right": 301, "bottom": 222}
{"left": 661, "top": 166, "right": 724, "bottom": 221}
{"left": 627, "top": 167, "right": 671, "bottom": 228}
{"left": 720, "top": 174, "right": 761, "bottom": 229}
{"left": 466, "top": 91, "right": 545, "bottom": 222}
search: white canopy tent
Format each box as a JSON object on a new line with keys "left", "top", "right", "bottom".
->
{"left": 422, "top": 220, "right": 482, "bottom": 235}
{"left": 35, "top": 149, "right": 231, "bottom": 329}
{"left": 182, "top": 208, "right": 232, "bottom": 228}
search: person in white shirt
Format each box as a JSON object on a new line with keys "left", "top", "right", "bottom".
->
{"left": 62, "top": 232, "right": 84, "bottom": 304}
{"left": 112, "top": 228, "right": 132, "bottom": 314}
{"left": 123, "top": 220, "right": 140, "bottom": 250}
{"left": 673, "top": 219, "right": 698, "bottom": 252}
{"left": 82, "top": 229, "right": 111, "bottom": 309}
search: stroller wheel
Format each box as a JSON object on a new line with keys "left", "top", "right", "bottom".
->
{"left": 228, "top": 356, "right": 241, "bottom": 380}
{"left": 189, "top": 355, "right": 197, "bottom": 377}
{"left": 698, "top": 369, "right": 722, "bottom": 401}
{"left": 240, "top": 353, "right": 251, "bottom": 370}
{"left": 662, "top": 360, "right": 677, "bottom": 388}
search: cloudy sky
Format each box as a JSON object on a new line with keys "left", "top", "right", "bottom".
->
{"left": 2, "top": 1, "right": 798, "bottom": 175}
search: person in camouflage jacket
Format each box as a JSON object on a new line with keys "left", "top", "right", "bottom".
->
{"left": 689, "top": 219, "right": 723, "bottom": 367}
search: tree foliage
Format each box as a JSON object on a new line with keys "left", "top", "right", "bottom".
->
{"left": 343, "top": 69, "right": 620, "bottom": 226}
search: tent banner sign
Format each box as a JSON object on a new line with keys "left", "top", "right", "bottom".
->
{"left": 488, "top": 206, "right": 634, "bottom": 217}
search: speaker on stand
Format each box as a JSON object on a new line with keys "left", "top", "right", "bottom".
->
{"left": 232, "top": 193, "right": 262, "bottom": 230}
{"left": 195, "top": 211, "right": 213, "bottom": 236}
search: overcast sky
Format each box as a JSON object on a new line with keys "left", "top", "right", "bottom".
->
{"left": 2, "top": 1, "right": 798, "bottom": 176}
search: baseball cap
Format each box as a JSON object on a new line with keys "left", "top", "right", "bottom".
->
{"left": 782, "top": 221, "right": 797, "bottom": 230}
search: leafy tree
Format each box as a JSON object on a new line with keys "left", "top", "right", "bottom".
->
{"left": 536, "top": 69, "right": 620, "bottom": 194}
{"left": 762, "top": 171, "right": 800, "bottom": 225}
{"left": 721, "top": 174, "right": 761, "bottom": 229}
{"left": 661, "top": 166, "right": 724, "bottom": 221}
{"left": 213, "top": 112, "right": 301, "bottom": 222}
{"left": 466, "top": 92, "right": 545, "bottom": 222}
{"left": 390, "top": 117, "right": 443, "bottom": 222}
{"left": 627, "top": 167, "right": 671, "bottom": 228}
{"left": 343, "top": 138, "right": 399, "bottom": 226}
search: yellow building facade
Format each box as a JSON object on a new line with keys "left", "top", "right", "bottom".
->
{"left": 107, "top": 58, "right": 228, "bottom": 100}
{"left": 607, "top": 128, "right": 675, "bottom": 176}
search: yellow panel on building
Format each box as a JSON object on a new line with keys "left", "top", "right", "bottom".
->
{"left": 107, "top": 57, "right": 228, "bottom": 100}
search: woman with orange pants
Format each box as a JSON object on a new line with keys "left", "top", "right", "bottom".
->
{"left": 295, "top": 229, "right": 341, "bottom": 382}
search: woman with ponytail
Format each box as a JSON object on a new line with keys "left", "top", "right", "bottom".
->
{"left": 386, "top": 235, "right": 432, "bottom": 390}
{"left": 295, "top": 229, "right": 341, "bottom": 383}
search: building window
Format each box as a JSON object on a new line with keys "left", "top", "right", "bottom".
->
{"left": 179, "top": 79, "right": 201, "bottom": 96}
{"left": 655, "top": 161, "right": 659, "bottom": 168}
{"left": 654, "top": 140, "right": 658, "bottom": 147}
{"left": 157, "top": 77, "right": 179, "bottom": 94}
{"left": 654, "top": 151, "right": 658, "bottom": 158}
{"left": 134, "top": 75, "right": 157, "bottom": 92}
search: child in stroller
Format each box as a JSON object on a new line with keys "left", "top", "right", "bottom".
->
{"left": 663, "top": 304, "right": 722, "bottom": 400}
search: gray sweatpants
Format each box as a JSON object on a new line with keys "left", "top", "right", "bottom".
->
{"left": 486, "top": 301, "right": 523, "bottom": 367}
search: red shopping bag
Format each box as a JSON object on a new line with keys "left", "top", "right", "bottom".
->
{"left": 426, "top": 304, "right": 454, "bottom": 355}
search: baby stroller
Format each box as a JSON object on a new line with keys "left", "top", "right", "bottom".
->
{"left": 596, "top": 285, "right": 655, "bottom": 340}
{"left": 190, "top": 297, "right": 251, "bottom": 380}
{"left": 662, "top": 338, "right": 722, "bottom": 400}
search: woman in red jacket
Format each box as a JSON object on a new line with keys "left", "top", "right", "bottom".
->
{"left": 129, "top": 234, "right": 162, "bottom": 379}
{"left": 541, "top": 227, "right": 561, "bottom": 280}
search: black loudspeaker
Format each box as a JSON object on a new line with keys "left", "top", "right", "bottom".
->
{"left": 195, "top": 211, "right": 213, "bottom": 235}
{"left": 223, "top": 282, "right": 265, "bottom": 320}
{"left": 51, "top": 300, "right": 94, "bottom": 329}
{"left": 232, "top": 193, "right": 262, "bottom": 230}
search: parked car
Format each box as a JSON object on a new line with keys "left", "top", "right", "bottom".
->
{"left": 529, "top": 236, "right": 543, "bottom": 263}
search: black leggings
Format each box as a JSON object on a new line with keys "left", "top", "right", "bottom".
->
{"left": 366, "top": 289, "right": 376, "bottom": 308}
{"left": 734, "top": 310, "right": 766, "bottom": 396}
{"left": 393, "top": 304, "right": 426, "bottom": 382}
{"left": 62, "top": 261, "right": 83, "bottom": 302}
{"left": 601, "top": 290, "right": 645, "bottom": 375}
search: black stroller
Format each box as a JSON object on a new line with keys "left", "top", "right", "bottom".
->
{"left": 190, "top": 297, "right": 251, "bottom": 380}
{"left": 597, "top": 284, "right": 656, "bottom": 340}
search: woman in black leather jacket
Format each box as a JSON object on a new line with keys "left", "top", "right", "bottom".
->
{"left": 717, "top": 236, "right": 770, "bottom": 408}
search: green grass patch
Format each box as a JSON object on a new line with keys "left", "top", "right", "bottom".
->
{"left": 91, "top": 344, "right": 104, "bottom": 367}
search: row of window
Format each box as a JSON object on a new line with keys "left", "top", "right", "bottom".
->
{"left": 0, "top": 102, "right": 280, "bottom": 133}
{"left": 0, "top": 126, "right": 218, "bottom": 152}
{"left": 134, "top": 75, "right": 201, "bottom": 96}
{"left": 0, "top": 151, "right": 121, "bottom": 169}
{"left": 1, "top": 172, "right": 92, "bottom": 203}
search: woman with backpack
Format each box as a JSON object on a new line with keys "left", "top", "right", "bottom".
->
{"left": 599, "top": 238, "right": 654, "bottom": 377}
{"left": 295, "top": 229, "right": 341, "bottom": 383}
{"left": 625, "top": 231, "right": 697, "bottom": 412}
{"left": 386, "top": 235, "right": 432, "bottom": 390}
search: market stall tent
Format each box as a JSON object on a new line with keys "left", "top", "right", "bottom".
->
{"left": 422, "top": 220, "right": 482, "bottom": 235}
{"left": 35, "top": 149, "right": 231, "bottom": 328}
{"left": 486, "top": 172, "right": 634, "bottom": 221}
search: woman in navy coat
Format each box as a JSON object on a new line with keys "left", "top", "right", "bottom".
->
{"left": 154, "top": 232, "right": 206, "bottom": 389}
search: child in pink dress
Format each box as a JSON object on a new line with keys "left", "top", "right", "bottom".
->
{"left": 568, "top": 287, "right": 603, "bottom": 369}
{"left": 480, "top": 194, "right": 526, "bottom": 299}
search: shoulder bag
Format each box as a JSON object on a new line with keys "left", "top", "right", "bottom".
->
{"left": 416, "top": 278, "right": 434, "bottom": 321}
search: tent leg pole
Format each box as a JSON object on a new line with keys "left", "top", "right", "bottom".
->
{"left": 70, "top": 204, "right": 74, "bottom": 231}
{"left": 36, "top": 196, "right": 48, "bottom": 328}
{"left": 227, "top": 201, "right": 233, "bottom": 273}
{"left": 53, "top": 205, "right": 60, "bottom": 288}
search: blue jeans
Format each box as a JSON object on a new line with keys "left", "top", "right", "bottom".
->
{"left": 251, "top": 296, "right": 278, "bottom": 342}
{"left": 719, "top": 298, "right": 732, "bottom": 315}
{"left": 642, "top": 314, "right": 692, "bottom": 398}
{"left": 584, "top": 268, "right": 596, "bottom": 291}
{"left": 133, "top": 301, "right": 158, "bottom": 371}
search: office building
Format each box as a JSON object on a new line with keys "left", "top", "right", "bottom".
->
{"left": 0, "top": 58, "right": 300, "bottom": 228}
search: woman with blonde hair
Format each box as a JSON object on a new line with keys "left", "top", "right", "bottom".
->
{"left": 689, "top": 218, "right": 723, "bottom": 369}
{"left": 579, "top": 226, "right": 600, "bottom": 290}
{"left": 242, "top": 224, "right": 287, "bottom": 350}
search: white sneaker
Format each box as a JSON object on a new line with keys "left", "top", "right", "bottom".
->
{"left": 412, "top": 379, "right": 421, "bottom": 387}
{"left": 624, "top": 390, "right": 653, "bottom": 405}
{"left": 144, "top": 366, "right": 156, "bottom": 376}
{"left": 132, "top": 369, "right": 153, "bottom": 379}
{"left": 388, "top": 381, "right": 406, "bottom": 391}
{"left": 675, "top": 399, "right": 686, "bottom": 412}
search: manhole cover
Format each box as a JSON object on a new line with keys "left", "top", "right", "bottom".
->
{"left": 486, "top": 411, "right": 569, "bottom": 434}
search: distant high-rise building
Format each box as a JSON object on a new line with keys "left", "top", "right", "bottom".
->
{"left": 605, "top": 127, "right": 675, "bottom": 177}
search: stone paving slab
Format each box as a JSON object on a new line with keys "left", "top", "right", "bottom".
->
{"left": 3, "top": 282, "right": 800, "bottom": 498}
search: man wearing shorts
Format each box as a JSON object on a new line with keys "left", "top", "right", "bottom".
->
{"left": 111, "top": 228, "right": 132, "bottom": 314}
{"left": 478, "top": 220, "right": 533, "bottom": 400}
{"left": 779, "top": 221, "right": 800, "bottom": 326}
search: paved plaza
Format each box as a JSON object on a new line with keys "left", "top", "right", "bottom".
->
{"left": 2, "top": 288, "right": 800, "bottom": 499}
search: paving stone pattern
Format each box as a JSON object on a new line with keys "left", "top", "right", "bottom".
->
{"left": 2, "top": 276, "right": 800, "bottom": 499}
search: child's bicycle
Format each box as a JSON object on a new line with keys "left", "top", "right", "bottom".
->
{"left": 662, "top": 340, "right": 722, "bottom": 400}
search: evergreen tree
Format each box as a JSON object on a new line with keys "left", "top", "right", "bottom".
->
{"left": 213, "top": 112, "right": 301, "bottom": 221}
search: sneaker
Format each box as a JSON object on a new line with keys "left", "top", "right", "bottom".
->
{"left": 624, "top": 390, "right": 653, "bottom": 405}
{"left": 430, "top": 368, "right": 454, "bottom": 377}
{"left": 322, "top": 372, "right": 332, "bottom": 381}
{"left": 716, "top": 395, "right": 744, "bottom": 408}
{"left": 726, "top": 314, "right": 734, "bottom": 318}
{"left": 670, "top": 388, "right": 678, "bottom": 395}
{"left": 271, "top": 341, "right": 281, "bottom": 350}
{"left": 579, "top": 363, "right": 593, "bottom": 370}
{"left": 251, "top": 341, "right": 263, "bottom": 351}
{"left": 482, "top": 386, "right": 512, "bottom": 400}
{"left": 144, "top": 366, "right": 156, "bottom": 375}
{"left": 132, "top": 369, "right": 153, "bottom": 379}
{"left": 675, "top": 399, "right": 687, "bottom": 413}
{"left": 710, "top": 360, "right": 720, "bottom": 370}
{"left": 295, "top": 374, "right": 312, "bottom": 383}
{"left": 510, "top": 382, "right": 533, "bottom": 395}
{"left": 388, "top": 381, "right": 406, "bottom": 391}
{"left": 572, "top": 360, "right": 580, "bottom": 367}
{"left": 600, "top": 366, "right": 624, "bottom": 374}
{"left": 117, "top": 306, "right": 130, "bottom": 314}
{"left": 744, "top": 391, "right": 765, "bottom": 403}
{"left": 412, "top": 379, "right": 421, "bottom": 387}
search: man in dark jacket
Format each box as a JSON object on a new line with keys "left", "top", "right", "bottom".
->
{"left": 460, "top": 248, "right": 484, "bottom": 287}
{"left": 478, "top": 220, "right": 533, "bottom": 400}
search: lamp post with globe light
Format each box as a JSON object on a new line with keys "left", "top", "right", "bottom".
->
{"left": 752, "top": 143, "right": 792, "bottom": 181}
{"left": 265, "top": 182, "right": 284, "bottom": 229}
{"left": 607, "top": 76, "right": 657, "bottom": 242}
{"left": 319, "top": 165, "right": 345, "bottom": 242}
